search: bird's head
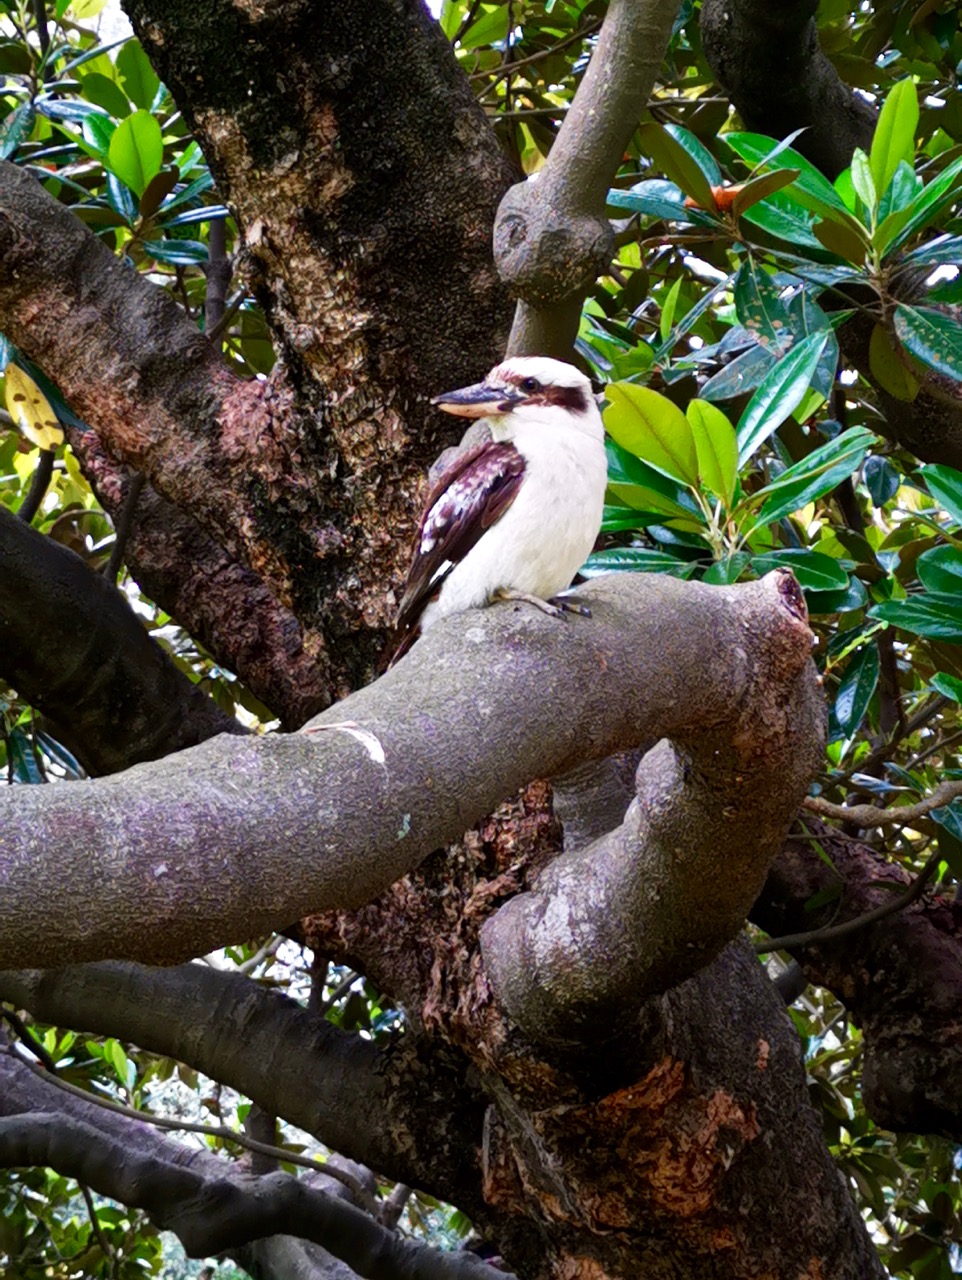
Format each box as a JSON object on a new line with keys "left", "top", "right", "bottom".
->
{"left": 431, "top": 356, "right": 601, "bottom": 442}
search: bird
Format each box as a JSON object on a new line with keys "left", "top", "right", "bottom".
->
{"left": 391, "top": 355, "right": 608, "bottom": 661}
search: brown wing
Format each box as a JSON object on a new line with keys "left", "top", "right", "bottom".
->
{"left": 395, "top": 440, "right": 525, "bottom": 641}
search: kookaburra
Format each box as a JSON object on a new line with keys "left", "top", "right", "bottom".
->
{"left": 392, "top": 356, "right": 607, "bottom": 658}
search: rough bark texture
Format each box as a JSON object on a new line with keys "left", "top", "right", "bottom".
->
{"left": 0, "top": 503, "right": 242, "bottom": 774}
{"left": 753, "top": 822, "right": 962, "bottom": 1138}
{"left": 70, "top": 430, "right": 330, "bottom": 729}
{"left": 700, "top": 0, "right": 876, "bottom": 181}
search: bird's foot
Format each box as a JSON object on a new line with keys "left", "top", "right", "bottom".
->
{"left": 549, "top": 594, "right": 592, "bottom": 618}
{"left": 493, "top": 588, "right": 563, "bottom": 617}
{"left": 493, "top": 589, "right": 592, "bottom": 618}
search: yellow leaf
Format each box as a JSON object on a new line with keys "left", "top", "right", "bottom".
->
{"left": 5, "top": 364, "right": 63, "bottom": 451}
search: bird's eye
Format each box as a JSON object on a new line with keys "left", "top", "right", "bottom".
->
{"left": 520, "top": 377, "right": 541, "bottom": 393}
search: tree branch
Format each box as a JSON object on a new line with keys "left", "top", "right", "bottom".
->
{"left": 481, "top": 580, "right": 823, "bottom": 1045}
{"left": 0, "top": 960, "right": 486, "bottom": 1203}
{"left": 495, "top": 0, "right": 682, "bottom": 356}
{"left": 0, "top": 1052, "right": 498, "bottom": 1280}
{"left": 751, "top": 821, "right": 962, "bottom": 1137}
{"left": 0, "top": 504, "right": 242, "bottom": 775}
{"left": 700, "top": 0, "right": 876, "bottom": 181}
{"left": 0, "top": 573, "right": 820, "bottom": 971}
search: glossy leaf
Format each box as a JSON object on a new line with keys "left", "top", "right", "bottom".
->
{"left": 919, "top": 464, "right": 962, "bottom": 525}
{"left": 5, "top": 364, "right": 64, "bottom": 451}
{"left": 143, "top": 239, "right": 209, "bottom": 265}
{"left": 885, "top": 154, "right": 962, "bottom": 252}
{"left": 863, "top": 455, "right": 900, "bottom": 506}
{"left": 81, "top": 109, "right": 116, "bottom": 157}
{"left": 900, "top": 233, "right": 962, "bottom": 268}
{"left": 731, "top": 168, "right": 801, "bottom": 218}
{"left": 870, "top": 79, "right": 919, "bottom": 199}
{"left": 0, "top": 102, "right": 35, "bottom": 161}
{"left": 604, "top": 382, "right": 698, "bottom": 484}
{"left": 138, "top": 168, "right": 180, "bottom": 218}
{"left": 724, "top": 132, "right": 852, "bottom": 221}
{"left": 733, "top": 258, "right": 793, "bottom": 348}
{"left": 604, "top": 439, "right": 698, "bottom": 517}
{"left": 893, "top": 305, "right": 962, "bottom": 384}
{"left": 751, "top": 548, "right": 849, "bottom": 591}
{"left": 581, "top": 547, "right": 692, "bottom": 577}
{"left": 736, "top": 331, "right": 830, "bottom": 465}
{"left": 636, "top": 122, "right": 718, "bottom": 211}
{"left": 79, "top": 70, "right": 130, "bottom": 118}
{"left": 686, "top": 399, "right": 737, "bottom": 506}
{"left": 753, "top": 426, "right": 875, "bottom": 524}
{"left": 699, "top": 341, "right": 778, "bottom": 402}
{"left": 107, "top": 109, "right": 163, "bottom": 197}
{"left": 116, "top": 38, "right": 161, "bottom": 111}
{"left": 831, "top": 644, "right": 880, "bottom": 738}
{"left": 917, "top": 545, "right": 962, "bottom": 595}
{"left": 931, "top": 671, "right": 962, "bottom": 703}
{"left": 607, "top": 180, "right": 716, "bottom": 226}
{"left": 740, "top": 193, "right": 823, "bottom": 249}
{"left": 703, "top": 552, "right": 751, "bottom": 584}
{"left": 850, "top": 147, "right": 877, "bottom": 214}
{"left": 870, "top": 594, "right": 962, "bottom": 641}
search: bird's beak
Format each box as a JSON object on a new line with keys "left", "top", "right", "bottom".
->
{"left": 431, "top": 380, "right": 526, "bottom": 419}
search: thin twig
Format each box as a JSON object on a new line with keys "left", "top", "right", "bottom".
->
{"left": 753, "top": 849, "right": 943, "bottom": 954}
{"left": 17, "top": 449, "right": 55, "bottom": 523}
{"left": 104, "top": 472, "right": 145, "bottom": 582}
{"left": 316, "top": 968, "right": 359, "bottom": 1015}
{"left": 454, "top": 0, "right": 484, "bottom": 45}
{"left": 80, "top": 1182, "right": 118, "bottom": 1277}
{"left": 471, "top": 18, "right": 602, "bottom": 85}
{"left": 804, "top": 778, "right": 962, "bottom": 828}
{"left": 207, "top": 288, "right": 245, "bottom": 343}
{"left": 5, "top": 1045, "right": 378, "bottom": 1212}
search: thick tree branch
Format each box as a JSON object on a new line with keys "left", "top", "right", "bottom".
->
{"left": 700, "top": 0, "right": 876, "bottom": 180}
{"left": 0, "top": 574, "right": 821, "bottom": 971}
{"left": 0, "top": 961, "right": 487, "bottom": 1203}
{"left": 495, "top": 0, "right": 681, "bottom": 356}
{"left": 0, "top": 1052, "right": 497, "bottom": 1280}
{"left": 0, "top": 504, "right": 241, "bottom": 775}
{"left": 481, "top": 580, "right": 823, "bottom": 1044}
{"left": 751, "top": 821, "right": 962, "bottom": 1137}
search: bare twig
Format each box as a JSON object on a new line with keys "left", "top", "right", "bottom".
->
{"left": 754, "top": 849, "right": 943, "bottom": 954}
{"left": 804, "top": 779, "right": 962, "bottom": 829}
{"left": 16, "top": 449, "right": 55, "bottom": 523}
{"left": 471, "top": 19, "right": 602, "bottom": 86}
{"left": 5, "top": 1045, "right": 378, "bottom": 1212}
{"left": 103, "top": 471, "right": 145, "bottom": 582}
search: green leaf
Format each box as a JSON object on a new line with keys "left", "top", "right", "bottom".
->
{"left": 461, "top": 5, "right": 508, "bottom": 49}
{"left": 736, "top": 330, "right": 830, "bottom": 465}
{"left": 6, "top": 728, "right": 42, "bottom": 784}
{"left": 733, "top": 258, "right": 793, "bottom": 349}
{"left": 893, "top": 305, "right": 962, "bottom": 384}
{"left": 731, "top": 168, "right": 801, "bottom": 218}
{"left": 870, "top": 594, "right": 962, "bottom": 641}
{"left": 686, "top": 398, "right": 737, "bottom": 506}
{"left": 138, "top": 167, "right": 179, "bottom": 218}
{"left": 0, "top": 102, "right": 35, "bottom": 161}
{"left": 739, "top": 192, "right": 823, "bottom": 250}
{"left": 919, "top": 463, "right": 962, "bottom": 525}
{"left": 143, "top": 239, "right": 209, "bottom": 265}
{"left": 751, "top": 548, "right": 849, "bottom": 591}
{"left": 850, "top": 147, "right": 877, "bottom": 215}
{"left": 863, "top": 455, "right": 900, "bottom": 507}
{"left": 703, "top": 552, "right": 751, "bottom": 584}
{"left": 664, "top": 122, "right": 722, "bottom": 185}
{"left": 81, "top": 109, "right": 116, "bottom": 157}
{"left": 885, "top": 154, "right": 962, "bottom": 253}
{"left": 869, "top": 322, "right": 919, "bottom": 401}
{"left": 917, "top": 545, "right": 962, "bottom": 594}
{"left": 899, "top": 233, "right": 962, "bottom": 268}
{"left": 79, "top": 71, "right": 130, "bottom": 118}
{"left": 0, "top": 40, "right": 33, "bottom": 76}
{"left": 659, "top": 276, "right": 683, "bottom": 342}
{"left": 581, "top": 547, "right": 693, "bottom": 577}
{"left": 753, "top": 426, "right": 875, "bottom": 525}
{"left": 107, "top": 109, "right": 163, "bottom": 197}
{"left": 636, "top": 122, "right": 717, "bottom": 211}
{"left": 869, "top": 79, "right": 919, "bottom": 200}
{"left": 831, "top": 644, "right": 880, "bottom": 738}
{"left": 116, "top": 39, "right": 161, "bottom": 111}
{"left": 813, "top": 216, "right": 868, "bottom": 264}
{"left": 604, "top": 439, "right": 699, "bottom": 518}
{"left": 725, "top": 133, "right": 851, "bottom": 216}
{"left": 604, "top": 383, "right": 698, "bottom": 485}
{"left": 607, "top": 181, "right": 716, "bottom": 227}
{"left": 700, "top": 341, "right": 777, "bottom": 402}
{"left": 931, "top": 671, "right": 962, "bottom": 703}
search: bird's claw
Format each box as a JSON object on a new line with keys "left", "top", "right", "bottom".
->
{"left": 549, "top": 596, "right": 592, "bottom": 618}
